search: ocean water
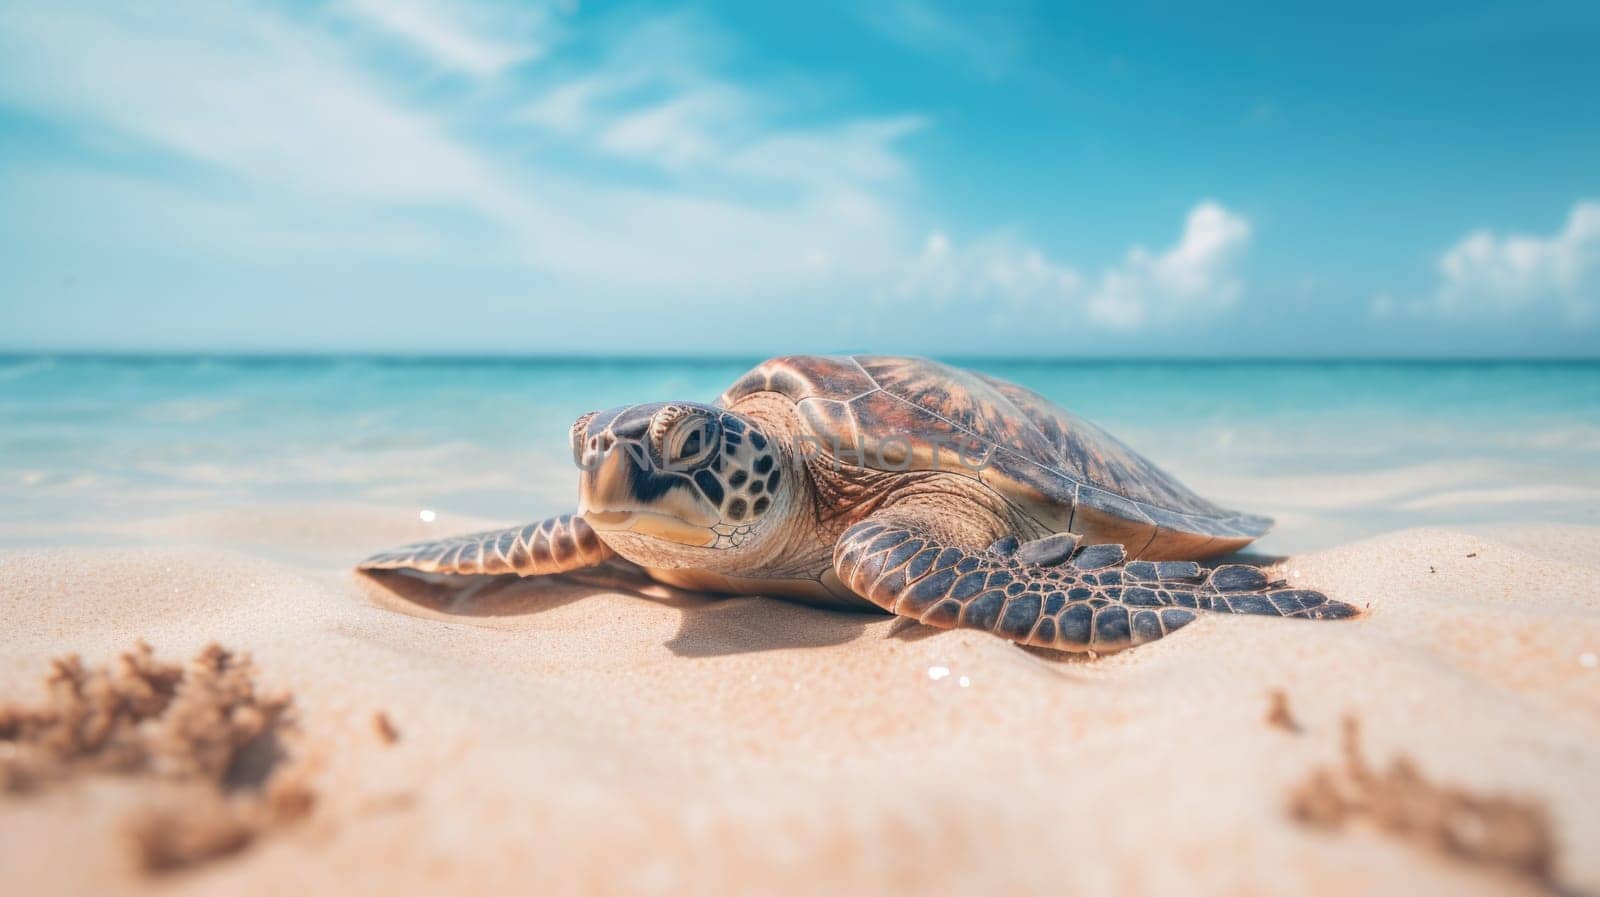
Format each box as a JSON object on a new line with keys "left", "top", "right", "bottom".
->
{"left": 3, "top": 356, "right": 1598, "bottom": 552}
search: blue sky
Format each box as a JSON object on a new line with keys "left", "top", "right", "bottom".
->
{"left": 1, "top": 1, "right": 1598, "bottom": 356}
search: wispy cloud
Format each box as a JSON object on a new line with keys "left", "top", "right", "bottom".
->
{"left": 0, "top": 1, "right": 1261, "bottom": 351}
{"left": 1435, "top": 200, "right": 1599, "bottom": 320}
{"left": 854, "top": 0, "right": 1021, "bottom": 79}
{"left": 517, "top": 17, "right": 924, "bottom": 192}
{"left": 339, "top": 0, "right": 546, "bottom": 78}
{"left": 896, "top": 202, "right": 1253, "bottom": 330}
{"left": 0, "top": 2, "right": 498, "bottom": 205}
{"left": 0, "top": 2, "right": 923, "bottom": 297}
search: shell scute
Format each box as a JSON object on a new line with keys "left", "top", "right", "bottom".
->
{"left": 720, "top": 355, "right": 1270, "bottom": 549}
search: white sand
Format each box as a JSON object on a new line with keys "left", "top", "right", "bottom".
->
{"left": 3, "top": 506, "right": 1599, "bottom": 896}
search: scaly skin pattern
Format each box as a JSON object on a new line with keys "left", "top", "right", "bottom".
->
{"left": 359, "top": 514, "right": 613, "bottom": 576}
{"left": 834, "top": 518, "right": 1359, "bottom": 653}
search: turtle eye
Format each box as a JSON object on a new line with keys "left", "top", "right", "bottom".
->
{"left": 664, "top": 415, "right": 719, "bottom": 470}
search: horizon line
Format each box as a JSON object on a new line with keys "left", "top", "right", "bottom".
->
{"left": 3, "top": 350, "right": 1598, "bottom": 366}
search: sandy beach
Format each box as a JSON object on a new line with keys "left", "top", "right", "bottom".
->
{"left": 4, "top": 497, "right": 1598, "bottom": 896}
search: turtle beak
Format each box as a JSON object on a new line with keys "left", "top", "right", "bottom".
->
{"left": 574, "top": 409, "right": 719, "bottom": 546}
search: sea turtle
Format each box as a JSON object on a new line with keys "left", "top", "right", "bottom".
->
{"left": 360, "top": 355, "right": 1357, "bottom": 652}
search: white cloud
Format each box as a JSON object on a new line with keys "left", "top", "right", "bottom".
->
{"left": 339, "top": 0, "right": 544, "bottom": 78}
{"left": 1086, "top": 201, "right": 1252, "bottom": 328}
{"left": 898, "top": 231, "right": 1082, "bottom": 306}
{"left": 1435, "top": 200, "right": 1600, "bottom": 319}
{"left": 896, "top": 202, "right": 1252, "bottom": 330}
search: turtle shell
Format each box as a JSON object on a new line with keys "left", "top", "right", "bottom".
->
{"left": 719, "top": 355, "right": 1270, "bottom": 559}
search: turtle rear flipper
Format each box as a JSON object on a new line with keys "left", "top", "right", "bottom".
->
{"left": 834, "top": 515, "right": 1358, "bottom": 653}
{"left": 359, "top": 513, "right": 613, "bottom": 577}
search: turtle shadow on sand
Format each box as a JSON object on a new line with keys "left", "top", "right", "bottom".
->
{"left": 361, "top": 550, "right": 1297, "bottom": 662}
{"left": 660, "top": 598, "right": 874, "bottom": 657}
{"left": 1204, "top": 548, "right": 1290, "bottom": 568}
{"left": 358, "top": 561, "right": 872, "bottom": 657}
{"left": 358, "top": 565, "right": 617, "bottom": 619}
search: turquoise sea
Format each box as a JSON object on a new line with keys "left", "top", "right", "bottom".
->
{"left": 3, "top": 356, "right": 1598, "bottom": 553}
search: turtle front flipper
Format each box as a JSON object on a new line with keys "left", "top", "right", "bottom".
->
{"left": 359, "top": 513, "right": 613, "bottom": 577}
{"left": 833, "top": 513, "right": 1359, "bottom": 653}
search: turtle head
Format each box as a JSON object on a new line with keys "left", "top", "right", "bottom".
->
{"left": 570, "top": 402, "right": 791, "bottom": 567}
